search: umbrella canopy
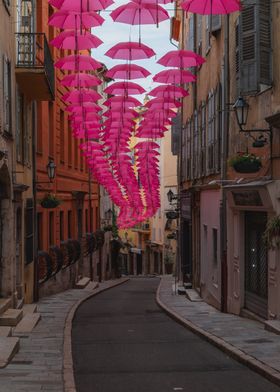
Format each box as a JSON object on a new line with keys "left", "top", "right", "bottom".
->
{"left": 149, "top": 85, "right": 189, "bottom": 98}
{"left": 105, "top": 41, "right": 155, "bottom": 60}
{"left": 153, "top": 68, "right": 196, "bottom": 83}
{"left": 157, "top": 50, "right": 205, "bottom": 68}
{"left": 55, "top": 55, "right": 101, "bottom": 71}
{"left": 49, "top": 0, "right": 113, "bottom": 11}
{"left": 145, "top": 98, "right": 182, "bottom": 109}
{"left": 48, "top": 10, "right": 105, "bottom": 29}
{"left": 61, "top": 73, "right": 101, "bottom": 87}
{"left": 50, "top": 31, "right": 103, "bottom": 50}
{"left": 62, "top": 89, "right": 102, "bottom": 103}
{"left": 104, "top": 81, "right": 146, "bottom": 95}
{"left": 104, "top": 96, "right": 142, "bottom": 107}
{"left": 110, "top": 2, "right": 169, "bottom": 25}
{"left": 181, "top": 0, "right": 241, "bottom": 14}
{"left": 106, "top": 63, "right": 150, "bottom": 79}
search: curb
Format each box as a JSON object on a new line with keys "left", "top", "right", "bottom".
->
{"left": 63, "top": 278, "right": 130, "bottom": 392}
{"left": 156, "top": 278, "right": 280, "bottom": 388}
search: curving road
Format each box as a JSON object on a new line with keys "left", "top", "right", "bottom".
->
{"left": 72, "top": 278, "right": 280, "bottom": 392}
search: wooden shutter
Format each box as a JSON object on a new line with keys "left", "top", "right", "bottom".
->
{"left": 186, "top": 15, "right": 194, "bottom": 51}
{"left": 211, "top": 15, "right": 221, "bottom": 34}
{"left": 3, "top": 55, "right": 11, "bottom": 134}
{"left": 25, "top": 198, "right": 34, "bottom": 264}
{"left": 171, "top": 114, "right": 180, "bottom": 155}
{"left": 259, "top": 0, "right": 271, "bottom": 86}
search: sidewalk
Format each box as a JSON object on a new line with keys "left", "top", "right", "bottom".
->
{"left": 157, "top": 276, "right": 280, "bottom": 387}
{"left": 0, "top": 278, "right": 128, "bottom": 392}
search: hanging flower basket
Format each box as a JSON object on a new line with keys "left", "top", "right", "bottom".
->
{"left": 40, "top": 193, "right": 61, "bottom": 209}
{"left": 229, "top": 153, "right": 262, "bottom": 173}
{"left": 263, "top": 215, "right": 280, "bottom": 250}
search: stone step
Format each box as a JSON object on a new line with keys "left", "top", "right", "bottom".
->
{"left": 0, "top": 337, "right": 20, "bottom": 368}
{"left": 84, "top": 281, "right": 99, "bottom": 291}
{"left": 185, "top": 289, "right": 203, "bottom": 302}
{"left": 0, "top": 299, "right": 12, "bottom": 316}
{"left": 14, "top": 313, "right": 41, "bottom": 334}
{"left": 23, "top": 304, "right": 37, "bottom": 316}
{"left": 0, "top": 327, "right": 12, "bottom": 337}
{"left": 75, "top": 277, "right": 90, "bottom": 289}
{"left": 0, "top": 309, "right": 23, "bottom": 327}
{"left": 264, "top": 320, "right": 280, "bottom": 335}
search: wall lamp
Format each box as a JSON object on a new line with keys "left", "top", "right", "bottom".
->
{"left": 167, "top": 189, "right": 178, "bottom": 204}
{"left": 233, "top": 96, "right": 272, "bottom": 146}
{"left": 36, "top": 158, "right": 56, "bottom": 184}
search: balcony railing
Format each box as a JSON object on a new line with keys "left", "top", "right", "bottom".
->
{"left": 15, "top": 33, "right": 54, "bottom": 100}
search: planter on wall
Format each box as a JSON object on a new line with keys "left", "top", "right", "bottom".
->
{"left": 40, "top": 193, "right": 61, "bottom": 209}
{"left": 232, "top": 161, "right": 262, "bottom": 173}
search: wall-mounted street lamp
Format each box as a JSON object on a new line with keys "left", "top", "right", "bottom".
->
{"left": 167, "top": 189, "right": 178, "bottom": 204}
{"left": 233, "top": 96, "right": 272, "bottom": 146}
{"left": 36, "top": 158, "right": 56, "bottom": 184}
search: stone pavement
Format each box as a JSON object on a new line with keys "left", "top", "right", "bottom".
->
{"left": 157, "top": 276, "right": 280, "bottom": 387}
{"left": 0, "top": 278, "right": 128, "bottom": 392}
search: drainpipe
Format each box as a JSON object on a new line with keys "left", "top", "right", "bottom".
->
{"left": 220, "top": 15, "right": 230, "bottom": 313}
{"left": 32, "top": 101, "right": 38, "bottom": 302}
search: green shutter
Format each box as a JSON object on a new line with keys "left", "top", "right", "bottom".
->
{"left": 258, "top": 0, "right": 272, "bottom": 86}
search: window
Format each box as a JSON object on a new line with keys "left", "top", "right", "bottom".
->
{"left": 68, "top": 210, "right": 72, "bottom": 238}
{"left": 186, "top": 14, "right": 194, "bottom": 51}
{"left": 49, "top": 211, "right": 54, "bottom": 246}
{"left": 85, "top": 209, "right": 88, "bottom": 232}
{"left": 201, "top": 104, "right": 206, "bottom": 176}
{"left": 74, "top": 138, "right": 78, "bottom": 169}
{"left": 212, "top": 228, "right": 218, "bottom": 265}
{"left": 193, "top": 111, "right": 199, "bottom": 178}
{"left": 80, "top": 138, "right": 83, "bottom": 171}
{"left": 68, "top": 121, "right": 72, "bottom": 167}
{"left": 60, "top": 211, "right": 64, "bottom": 241}
{"left": 16, "top": 89, "right": 24, "bottom": 163}
{"left": 3, "top": 56, "right": 12, "bottom": 135}
{"left": 60, "top": 109, "right": 65, "bottom": 163}
{"left": 37, "top": 102, "right": 43, "bottom": 153}
{"left": 207, "top": 92, "right": 215, "bottom": 172}
{"left": 186, "top": 120, "right": 192, "bottom": 179}
{"left": 25, "top": 198, "right": 34, "bottom": 264}
{"left": 238, "top": 0, "right": 272, "bottom": 94}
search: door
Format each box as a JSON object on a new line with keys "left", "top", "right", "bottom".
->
{"left": 16, "top": 207, "right": 23, "bottom": 299}
{"left": 136, "top": 253, "right": 142, "bottom": 275}
{"left": 244, "top": 211, "right": 268, "bottom": 318}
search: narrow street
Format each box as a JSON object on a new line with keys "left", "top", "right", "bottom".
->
{"left": 72, "top": 278, "right": 280, "bottom": 392}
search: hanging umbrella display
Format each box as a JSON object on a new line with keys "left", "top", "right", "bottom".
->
{"left": 157, "top": 50, "right": 205, "bottom": 68}
{"left": 181, "top": 0, "right": 241, "bottom": 14}
{"left": 61, "top": 73, "right": 101, "bottom": 88}
{"left": 104, "top": 96, "right": 142, "bottom": 107}
{"left": 145, "top": 97, "right": 182, "bottom": 109}
{"left": 105, "top": 41, "right": 155, "bottom": 60}
{"left": 55, "top": 55, "right": 101, "bottom": 71}
{"left": 153, "top": 68, "right": 196, "bottom": 84}
{"left": 48, "top": 10, "right": 105, "bottom": 29}
{"left": 62, "top": 89, "right": 102, "bottom": 103}
{"left": 149, "top": 85, "right": 189, "bottom": 98}
{"left": 110, "top": 2, "right": 169, "bottom": 25}
{"left": 50, "top": 31, "right": 103, "bottom": 50}
{"left": 104, "top": 81, "right": 146, "bottom": 95}
{"left": 65, "top": 102, "right": 101, "bottom": 113}
{"left": 106, "top": 64, "right": 150, "bottom": 80}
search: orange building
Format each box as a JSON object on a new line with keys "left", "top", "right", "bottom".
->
{"left": 35, "top": 2, "right": 99, "bottom": 267}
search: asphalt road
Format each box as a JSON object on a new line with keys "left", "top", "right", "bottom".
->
{"left": 72, "top": 278, "right": 280, "bottom": 392}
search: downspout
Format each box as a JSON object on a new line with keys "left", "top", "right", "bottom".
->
{"left": 220, "top": 15, "right": 230, "bottom": 313}
{"left": 32, "top": 101, "right": 38, "bottom": 302}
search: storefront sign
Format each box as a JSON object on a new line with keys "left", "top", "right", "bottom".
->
{"left": 130, "top": 248, "right": 142, "bottom": 254}
{"left": 232, "top": 191, "right": 263, "bottom": 206}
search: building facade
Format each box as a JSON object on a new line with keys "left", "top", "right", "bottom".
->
{"left": 174, "top": 0, "right": 280, "bottom": 319}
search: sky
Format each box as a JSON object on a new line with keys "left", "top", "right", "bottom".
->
{"left": 92, "top": 0, "right": 176, "bottom": 100}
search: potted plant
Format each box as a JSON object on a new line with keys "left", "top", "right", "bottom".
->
{"left": 40, "top": 193, "right": 61, "bottom": 209}
{"left": 263, "top": 215, "right": 280, "bottom": 250}
{"left": 229, "top": 153, "right": 262, "bottom": 173}
{"left": 164, "top": 254, "right": 174, "bottom": 275}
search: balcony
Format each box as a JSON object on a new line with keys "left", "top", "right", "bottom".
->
{"left": 15, "top": 33, "right": 55, "bottom": 101}
{"left": 132, "top": 223, "right": 150, "bottom": 234}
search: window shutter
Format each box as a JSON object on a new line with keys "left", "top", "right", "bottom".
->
{"left": 186, "top": 15, "right": 194, "bottom": 51}
{"left": 3, "top": 56, "right": 11, "bottom": 134}
{"left": 259, "top": 0, "right": 271, "bottom": 86}
{"left": 25, "top": 198, "right": 34, "bottom": 264}
{"left": 171, "top": 114, "right": 180, "bottom": 155}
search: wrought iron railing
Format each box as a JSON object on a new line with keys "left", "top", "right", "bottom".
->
{"left": 15, "top": 32, "right": 55, "bottom": 98}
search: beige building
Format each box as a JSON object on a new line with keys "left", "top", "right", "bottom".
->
{"left": 174, "top": 0, "right": 280, "bottom": 320}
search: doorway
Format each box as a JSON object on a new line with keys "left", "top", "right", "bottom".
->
{"left": 244, "top": 211, "right": 268, "bottom": 318}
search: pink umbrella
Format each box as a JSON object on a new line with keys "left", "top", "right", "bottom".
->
{"left": 105, "top": 42, "right": 155, "bottom": 60}
{"left": 106, "top": 64, "right": 150, "bottom": 80}
{"left": 132, "top": 0, "right": 172, "bottom": 3}
{"left": 66, "top": 102, "right": 101, "bottom": 112}
{"left": 61, "top": 73, "right": 101, "bottom": 88}
{"left": 49, "top": 0, "right": 114, "bottom": 11}
{"left": 157, "top": 50, "right": 205, "bottom": 68}
{"left": 62, "top": 89, "right": 102, "bottom": 103}
{"left": 110, "top": 2, "right": 169, "bottom": 25}
{"left": 145, "top": 98, "right": 181, "bottom": 109}
{"left": 48, "top": 10, "right": 105, "bottom": 29}
{"left": 104, "top": 96, "right": 142, "bottom": 107}
{"left": 55, "top": 55, "right": 101, "bottom": 71}
{"left": 149, "top": 85, "right": 189, "bottom": 98}
{"left": 50, "top": 31, "right": 103, "bottom": 50}
{"left": 153, "top": 69, "right": 196, "bottom": 84}
{"left": 104, "top": 81, "right": 146, "bottom": 95}
{"left": 181, "top": 0, "right": 241, "bottom": 14}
